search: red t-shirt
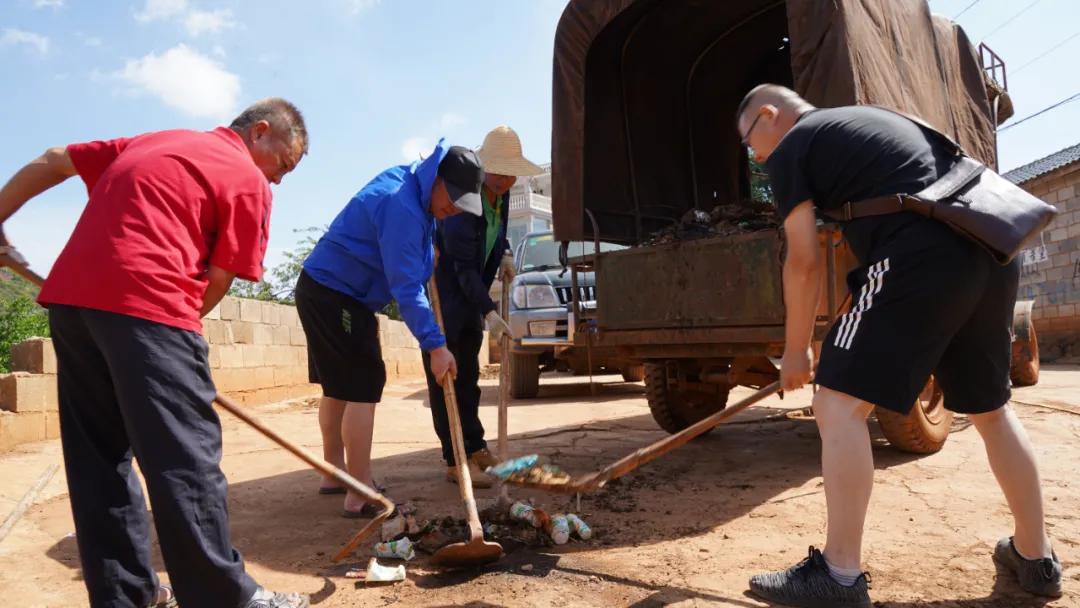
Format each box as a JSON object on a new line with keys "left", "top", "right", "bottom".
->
{"left": 37, "top": 127, "right": 271, "bottom": 332}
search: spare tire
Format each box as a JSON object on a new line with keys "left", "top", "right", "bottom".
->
{"left": 876, "top": 377, "right": 953, "bottom": 454}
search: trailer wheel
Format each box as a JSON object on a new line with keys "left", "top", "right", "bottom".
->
{"left": 876, "top": 377, "right": 953, "bottom": 454}
{"left": 644, "top": 362, "right": 730, "bottom": 434}
{"left": 509, "top": 353, "right": 540, "bottom": 399}
{"left": 1010, "top": 323, "right": 1040, "bottom": 388}
{"left": 621, "top": 364, "right": 645, "bottom": 383}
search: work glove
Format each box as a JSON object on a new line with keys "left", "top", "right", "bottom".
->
{"left": 500, "top": 252, "right": 515, "bottom": 282}
{"left": 485, "top": 310, "right": 513, "bottom": 341}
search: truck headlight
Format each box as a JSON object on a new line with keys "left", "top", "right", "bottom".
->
{"left": 512, "top": 284, "right": 559, "bottom": 309}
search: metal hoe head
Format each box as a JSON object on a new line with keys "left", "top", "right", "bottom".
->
{"left": 430, "top": 535, "right": 504, "bottom": 568}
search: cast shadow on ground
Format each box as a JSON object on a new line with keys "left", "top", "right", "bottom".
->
{"left": 400, "top": 372, "right": 648, "bottom": 408}
{"left": 42, "top": 376, "right": 977, "bottom": 604}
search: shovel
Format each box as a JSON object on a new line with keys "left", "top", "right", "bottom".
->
{"left": 0, "top": 255, "right": 394, "bottom": 560}
{"left": 495, "top": 276, "right": 512, "bottom": 507}
{"left": 494, "top": 381, "right": 782, "bottom": 494}
{"left": 426, "top": 276, "right": 503, "bottom": 568}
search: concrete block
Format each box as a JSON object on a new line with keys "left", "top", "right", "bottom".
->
{"left": 254, "top": 366, "right": 276, "bottom": 388}
{"left": 212, "top": 368, "right": 253, "bottom": 393}
{"left": 280, "top": 307, "right": 301, "bottom": 328}
{"left": 1068, "top": 223, "right": 1080, "bottom": 239}
{"left": 0, "top": 372, "right": 58, "bottom": 413}
{"left": 45, "top": 411, "right": 60, "bottom": 440}
{"left": 290, "top": 326, "right": 308, "bottom": 346}
{"left": 240, "top": 299, "right": 263, "bottom": 322}
{"left": 1059, "top": 303, "right": 1076, "bottom": 318}
{"left": 266, "top": 303, "right": 283, "bottom": 326}
{"left": 272, "top": 325, "right": 292, "bottom": 346}
{"left": 208, "top": 345, "right": 221, "bottom": 369}
{"left": 203, "top": 320, "right": 234, "bottom": 345}
{"left": 241, "top": 345, "right": 267, "bottom": 368}
{"left": 269, "top": 346, "right": 294, "bottom": 367}
{"left": 203, "top": 303, "right": 221, "bottom": 320}
{"left": 1049, "top": 228, "right": 1067, "bottom": 242}
{"left": 233, "top": 322, "right": 273, "bottom": 345}
{"left": 0, "top": 411, "right": 46, "bottom": 451}
{"left": 217, "top": 345, "right": 245, "bottom": 369}
{"left": 219, "top": 297, "right": 240, "bottom": 321}
{"left": 10, "top": 338, "right": 57, "bottom": 374}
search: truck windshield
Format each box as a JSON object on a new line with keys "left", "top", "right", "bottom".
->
{"left": 519, "top": 233, "right": 624, "bottom": 272}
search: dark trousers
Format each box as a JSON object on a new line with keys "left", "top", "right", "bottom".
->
{"left": 49, "top": 305, "right": 257, "bottom": 608}
{"left": 422, "top": 324, "right": 487, "bottom": 465}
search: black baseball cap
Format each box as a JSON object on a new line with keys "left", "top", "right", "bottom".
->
{"left": 438, "top": 146, "right": 484, "bottom": 216}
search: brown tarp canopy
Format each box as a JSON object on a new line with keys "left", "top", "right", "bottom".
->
{"left": 551, "top": 0, "right": 1001, "bottom": 244}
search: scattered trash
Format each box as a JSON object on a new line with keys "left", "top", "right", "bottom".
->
{"left": 509, "top": 501, "right": 543, "bottom": 528}
{"left": 490, "top": 457, "right": 573, "bottom": 488}
{"left": 344, "top": 568, "right": 364, "bottom": 579}
{"left": 364, "top": 558, "right": 406, "bottom": 583}
{"left": 417, "top": 527, "right": 455, "bottom": 553}
{"left": 545, "top": 514, "right": 570, "bottom": 545}
{"left": 640, "top": 201, "right": 779, "bottom": 247}
{"left": 487, "top": 455, "right": 539, "bottom": 479}
{"left": 405, "top": 514, "right": 425, "bottom": 537}
{"left": 373, "top": 537, "right": 416, "bottom": 561}
{"left": 381, "top": 516, "right": 406, "bottom": 542}
{"left": 566, "top": 514, "right": 592, "bottom": 540}
{"left": 521, "top": 563, "right": 534, "bottom": 572}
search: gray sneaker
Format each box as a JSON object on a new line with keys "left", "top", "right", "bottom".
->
{"left": 993, "top": 537, "right": 1062, "bottom": 598}
{"left": 749, "top": 546, "right": 872, "bottom": 608}
{"left": 244, "top": 590, "right": 310, "bottom": 608}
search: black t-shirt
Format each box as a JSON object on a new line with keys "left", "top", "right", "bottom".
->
{"left": 766, "top": 106, "right": 955, "bottom": 262}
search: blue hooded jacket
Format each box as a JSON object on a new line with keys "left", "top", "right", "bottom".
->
{"left": 303, "top": 140, "right": 447, "bottom": 351}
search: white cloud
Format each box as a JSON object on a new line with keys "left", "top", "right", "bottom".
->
{"left": 440, "top": 112, "right": 466, "bottom": 130}
{"left": 184, "top": 8, "right": 235, "bottom": 36}
{"left": 135, "top": 0, "right": 188, "bottom": 22}
{"left": 33, "top": 0, "right": 64, "bottom": 9}
{"left": 1, "top": 28, "right": 50, "bottom": 55}
{"left": 212, "top": 44, "right": 226, "bottom": 57}
{"left": 401, "top": 137, "right": 433, "bottom": 162}
{"left": 115, "top": 44, "right": 240, "bottom": 120}
{"left": 345, "top": 0, "right": 380, "bottom": 15}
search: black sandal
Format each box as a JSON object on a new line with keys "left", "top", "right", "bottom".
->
{"left": 319, "top": 480, "right": 386, "bottom": 495}
{"left": 342, "top": 502, "right": 397, "bottom": 519}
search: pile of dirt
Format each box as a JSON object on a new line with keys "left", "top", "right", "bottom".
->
{"left": 641, "top": 200, "right": 779, "bottom": 246}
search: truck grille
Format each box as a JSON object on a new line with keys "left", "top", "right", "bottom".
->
{"left": 556, "top": 285, "right": 595, "bottom": 305}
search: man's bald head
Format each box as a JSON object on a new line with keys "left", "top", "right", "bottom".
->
{"left": 735, "top": 84, "right": 816, "bottom": 162}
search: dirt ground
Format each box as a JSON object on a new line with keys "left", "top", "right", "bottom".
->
{"left": 1, "top": 366, "right": 1078, "bottom": 607}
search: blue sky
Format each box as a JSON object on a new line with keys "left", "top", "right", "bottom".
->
{"left": 1, "top": 0, "right": 1077, "bottom": 276}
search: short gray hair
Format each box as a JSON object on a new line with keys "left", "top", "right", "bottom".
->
{"left": 230, "top": 97, "right": 309, "bottom": 155}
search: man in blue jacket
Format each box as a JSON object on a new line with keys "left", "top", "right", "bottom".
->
{"left": 296, "top": 141, "right": 483, "bottom": 516}
{"left": 424, "top": 126, "right": 544, "bottom": 487}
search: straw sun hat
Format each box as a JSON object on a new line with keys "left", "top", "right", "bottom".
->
{"left": 477, "top": 125, "right": 545, "bottom": 177}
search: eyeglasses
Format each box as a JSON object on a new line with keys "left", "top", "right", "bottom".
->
{"left": 740, "top": 112, "right": 763, "bottom": 147}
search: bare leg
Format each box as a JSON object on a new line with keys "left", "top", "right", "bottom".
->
{"left": 814, "top": 387, "right": 876, "bottom": 570}
{"left": 968, "top": 406, "right": 1052, "bottom": 558}
{"left": 318, "top": 396, "right": 347, "bottom": 489}
{"left": 342, "top": 401, "right": 377, "bottom": 511}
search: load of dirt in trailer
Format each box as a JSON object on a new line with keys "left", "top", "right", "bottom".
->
{"left": 640, "top": 200, "right": 779, "bottom": 246}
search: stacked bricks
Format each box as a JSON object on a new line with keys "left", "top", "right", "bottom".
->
{"left": 1, "top": 296, "right": 441, "bottom": 451}
{"left": 1016, "top": 162, "right": 1080, "bottom": 360}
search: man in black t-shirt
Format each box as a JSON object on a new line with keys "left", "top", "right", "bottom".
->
{"left": 733, "top": 84, "right": 1060, "bottom": 607}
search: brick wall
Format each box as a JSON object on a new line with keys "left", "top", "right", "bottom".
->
{"left": 1016, "top": 162, "right": 1080, "bottom": 360}
{"left": 0, "top": 296, "right": 465, "bottom": 451}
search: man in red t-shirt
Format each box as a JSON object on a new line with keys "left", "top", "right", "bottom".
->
{"left": 0, "top": 99, "right": 310, "bottom": 608}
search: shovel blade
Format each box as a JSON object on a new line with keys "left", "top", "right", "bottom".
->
{"left": 430, "top": 539, "right": 503, "bottom": 568}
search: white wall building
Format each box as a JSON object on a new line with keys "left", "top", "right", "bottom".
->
{"left": 506, "top": 163, "right": 552, "bottom": 251}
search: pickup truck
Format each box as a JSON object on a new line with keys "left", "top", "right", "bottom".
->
{"left": 505, "top": 231, "right": 641, "bottom": 398}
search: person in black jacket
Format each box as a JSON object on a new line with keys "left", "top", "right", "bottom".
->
{"left": 424, "top": 125, "right": 544, "bottom": 487}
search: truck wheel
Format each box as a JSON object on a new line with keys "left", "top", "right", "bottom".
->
{"left": 509, "top": 353, "right": 540, "bottom": 399}
{"left": 876, "top": 377, "right": 953, "bottom": 454}
{"left": 621, "top": 364, "right": 645, "bottom": 383}
{"left": 644, "top": 363, "right": 730, "bottom": 434}
{"left": 1010, "top": 323, "right": 1040, "bottom": 387}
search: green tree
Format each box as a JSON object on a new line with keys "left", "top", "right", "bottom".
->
{"left": 0, "top": 296, "right": 49, "bottom": 372}
{"left": 749, "top": 158, "right": 774, "bottom": 204}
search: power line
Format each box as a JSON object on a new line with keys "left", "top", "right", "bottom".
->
{"left": 980, "top": 0, "right": 1043, "bottom": 40}
{"left": 998, "top": 91, "right": 1080, "bottom": 133}
{"left": 1013, "top": 31, "right": 1080, "bottom": 74}
{"left": 953, "top": 0, "right": 984, "bottom": 20}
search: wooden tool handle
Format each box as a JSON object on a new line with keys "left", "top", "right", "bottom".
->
{"left": 428, "top": 276, "right": 485, "bottom": 541}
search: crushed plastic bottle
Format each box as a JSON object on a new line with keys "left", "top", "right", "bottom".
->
{"left": 546, "top": 514, "right": 570, "bottom": 545}
{"left": 373, "top": 537, "right": 416, "bottom": 561}
{"left": 566, "top": 514, "right": 592, "bottom": 540}
{"left": 487, "top": 454, "right": 539, "bottom": 480}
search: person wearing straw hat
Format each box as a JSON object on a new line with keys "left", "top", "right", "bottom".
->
{"left": 424, "top": 125, "right": 544, "bottom": 487}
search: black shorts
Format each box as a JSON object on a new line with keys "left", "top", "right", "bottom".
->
{"left": 815, "top": 219, "right": 1019, "bottom": 415}
{"left": 294, "top": 270, "right": 386, "bottom": 403}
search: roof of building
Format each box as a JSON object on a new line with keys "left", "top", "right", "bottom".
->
{"left": 1004, "top": 142, "right": 1080, "bottom": 185}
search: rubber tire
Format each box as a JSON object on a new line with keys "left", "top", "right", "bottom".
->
{"left": 509, "top": 353, "right": 540, "bottom": 399}
{"left": 621, "top": 364, "right": 645, "bottom": 383}
{"left": 876, "top": 377, "right": 953, "bottom": 454}
{"left": 644, "top": 362, "right": 730, "bottom": 434}
{"left": 1010, "top": 324, "right": 1040, "bottom": 387}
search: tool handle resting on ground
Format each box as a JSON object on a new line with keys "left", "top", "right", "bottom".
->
{"left": 504, "top": 381, "right": 782, "bottom": 494}
{"left": 427, "top": 276, "right": 503, "bottom": 567}
{"left": 0, "top": 256, "right": 393, "bottom": 561}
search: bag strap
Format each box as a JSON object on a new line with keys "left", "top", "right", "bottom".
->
{"left": 822, "top": 194, "right": 934, "bottom": 221}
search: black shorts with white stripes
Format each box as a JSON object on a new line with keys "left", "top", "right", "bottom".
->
{"left": 815, "top": 217, "right": 1020, "bottom": 415}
